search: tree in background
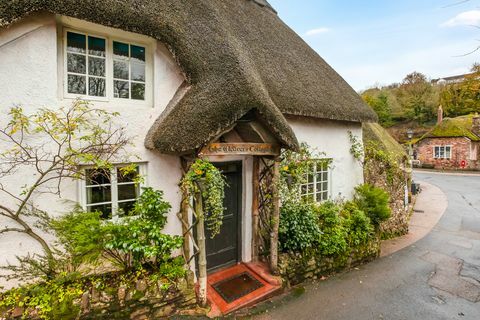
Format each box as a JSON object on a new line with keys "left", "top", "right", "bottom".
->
{"left": 396, "top": 72, "right": 438, "bottom": 123}
{"left": 362, "top": 91, "right": 393, "bottom": 126}
{"left": 440, "top": 63, "right": 480, "bottom": 117}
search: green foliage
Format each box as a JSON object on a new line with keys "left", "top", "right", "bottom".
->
{"left": 0, "top": 278, "right": 83, "bottom": 320}
{"left": 342, "top": 202, "right": 374, "bottom": 246}
{"left": 50, "top": 208, "right": 104, "bottom": 269}
{"left": 279, "top": 201, "right": 322, "bottom": 252}
{"left": 314, "top": 201, "right": 348, "bottom": 256}
{"left": 182, "top": 159, "right": 226, "bottom": 237}
{"left": 51, "top": 187, "right": 183, "bottom": 272}
{"left": 362, "top": 92, "right": 393, "bottom": 126}
{"left": 440, "top": 64, "right": 480, "bottom": 117}
{"left": 354, "top": 184, "right": 391, "bottom": 226}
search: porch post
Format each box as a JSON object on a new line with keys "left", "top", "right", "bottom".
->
{"left": 194, "top": 189, "right": 208, "bottom": 306}
{"left": 252, "top": 157, "right": 260, "bottom": 262}
{"left": 269, "top": 158, "right": 281, "bottom": 274}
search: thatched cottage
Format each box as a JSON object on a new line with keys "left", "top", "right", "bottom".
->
{"left": 0, "top": 0, "right": 376, "bottom": 310}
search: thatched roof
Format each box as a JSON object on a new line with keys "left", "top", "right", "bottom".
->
{"left": 0, "top": 0, "right": 377, "bottom": 154}
{"left": 363, "top": 123, "right": 407, "bottom": 162}
{"left": 418, "top": 115, "right": 480, "bottom": 142}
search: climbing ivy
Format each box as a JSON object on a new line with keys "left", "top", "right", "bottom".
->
{"left": 181, "top": 159, "right": 226, "bottom": 237}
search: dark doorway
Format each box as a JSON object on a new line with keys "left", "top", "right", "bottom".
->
{"left": 205, "top": 161, "right": 242, "bottom": 273}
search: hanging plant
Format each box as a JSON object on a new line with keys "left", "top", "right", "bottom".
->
{"left": 181, "top": 159, "right": 226, "bottom": 237}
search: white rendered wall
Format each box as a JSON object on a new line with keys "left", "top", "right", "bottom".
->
{"left": 286, "top": 115, "right": 364, "bottom": 200}
{"left": 0, "top": 13, "right": 185, "bottom": 283}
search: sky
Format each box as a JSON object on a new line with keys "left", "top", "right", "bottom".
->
{"left": 268, "top": 0, "right": 480, "bottom": 91}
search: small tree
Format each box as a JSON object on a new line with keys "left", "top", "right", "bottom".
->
{"left": 0, "top": 101, "right": 129, "bottom": 279}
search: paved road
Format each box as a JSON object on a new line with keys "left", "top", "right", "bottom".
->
{"left": 250, "top": 172, "right": 480, "bottom": 320}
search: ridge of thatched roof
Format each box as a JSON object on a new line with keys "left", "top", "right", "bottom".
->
{"left": 0, "top": 0, "right": 377, "bottom": 154}
{"left": 418, "top": 115, "right": 480, "bottom": 142}
{"left": 363, "top": 123, "right": 407, "bottom": 162}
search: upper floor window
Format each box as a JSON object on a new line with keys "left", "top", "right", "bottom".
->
{"left": 434, "top": 146, "right": 451, "bottom": 159}
{"left": 300, "top": 160, "right": 330, "bottom": 202}
{"left": 64, "top": 30, "right": 148, "bottom": 102}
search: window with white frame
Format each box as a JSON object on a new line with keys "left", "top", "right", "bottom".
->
{"left": 433, "top": 146, "right": 452, "bottom": 159}
{"left": 65, "top": 30, "right": 148, "bottom": 101}
{"left": 300, "top": 160, "right": 330, "bottom": 202}
{"left": 83, "top": 164, "right": 144, "bottom": 219}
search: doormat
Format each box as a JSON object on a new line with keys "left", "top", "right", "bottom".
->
{"left": 212, "top": 272, "right": 264, "bottom": 303}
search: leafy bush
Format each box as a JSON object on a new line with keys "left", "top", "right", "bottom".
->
{"left": 279, "top": 201, "right": 322, "bottom": 252}
{"left": 103, "top": 188, "right": 183, "bottom": 270}
{"left": 51, "top": 187, "right": 183, "bottom": 271}
{"left": 314, "top": 201, "right": 348, "bottom": 256}
{"left": 354, "top": 184, "right": 391, "bottom": 226}
{"left": 342, "top": 202, "right": 374, "bottom": 246}
{"left": 0, "top": 278, "right": 83, "bottom": 320}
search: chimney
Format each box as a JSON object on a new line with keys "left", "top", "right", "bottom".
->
{"left": 437, "top": 105, "right": 443, "bottom": 124}
{"left": 473, "top": 114, "right": 480, "bottom": 137}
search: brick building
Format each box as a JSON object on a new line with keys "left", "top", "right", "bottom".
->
{"left": 415, "top": 110, "right": 480, "bottom": 170}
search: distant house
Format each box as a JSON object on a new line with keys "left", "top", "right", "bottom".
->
{"left": 431, "top": 73, "right": 473, "bottom": 85}
{"left": 415, "top": 109, "right": 480, "bottom": 170}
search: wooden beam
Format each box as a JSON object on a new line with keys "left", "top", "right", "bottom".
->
{"left": 270, "top": 159, "right": 280, "bottom": 275}
{"left": 251, "top": 157, "right": 260, "bottom": 262}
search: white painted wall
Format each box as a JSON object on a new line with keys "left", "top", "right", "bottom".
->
{"left": 0, "top": 13, "right": 185, "bottom": 283}
{"left": 286, "top": 115, "right": 364, "bottom": 200}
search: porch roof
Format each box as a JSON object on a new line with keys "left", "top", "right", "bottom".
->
{"left": 0, "top": 0, "right": 377, "bottom": 154}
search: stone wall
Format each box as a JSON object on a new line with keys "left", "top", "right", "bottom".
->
{"left": 1, "top": 272, "right": 202, "bottom": 320}
{"left": 278, "top": 238, "right": 381, "bottom": 285}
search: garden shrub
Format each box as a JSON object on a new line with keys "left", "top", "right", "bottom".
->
{"left": 51, "top": 187, "right": 183, "bottom": 271}
{"left": 279, "top": 201, "right": 322, "bottom": 252}
{"left": 354, "top": 184, "right": 391, "bottom": 226}
{"left": 342, "top": 202, "right": 374, "bottom": 246}
{"left": 314, "top": 201, "right": 348, "bottom": 256}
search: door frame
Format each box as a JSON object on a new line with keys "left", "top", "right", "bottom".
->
{"left": 208, "top": 160, "right": 243, "bottom": 272}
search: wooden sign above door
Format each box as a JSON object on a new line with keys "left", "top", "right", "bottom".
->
{"left": 199, "top": 143, "right": 280, "bottom": 156}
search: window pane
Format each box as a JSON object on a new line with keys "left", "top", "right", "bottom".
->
{"left": 132, "top": 83, "right": 145, "bottom": 100}
{"left": 86, "top": 186, "right": 112, "bottom": 204}
{"left": 67, "top": 53, "right": 86, "bottom": 74}
{"left": 88, "top": 36, "right": 105, "bottom": 57}
{"left": 67, "top": 75, "right": 86, "bottom": 94}
{"left": 307, "top": 184, "right": 314, "bottom": 193}
{"left": 118, "top": 201, "right": 136, "bottom": 217}
{"left": 114, "top": 80, "right": 129, "bottom": 98}
{"left": 89, "top": 77, "right": 106, "bottom": 97}
{"left": 322, "top": 172, "right": 328, "bottom": 181}
{"left": 113, "top": 41, "right": 129, "bottom": 59}
{"left": 114, "top": 60, "right": 129, "bottom": 79}
{"left": 307, "top": 173, "right": 314, "bottom": 183}
{"left": 301, "top": 185, "right": 307, "bottom": 195}
{"left": 88, "top": 57, "right": 105, "bottom": 77}
{"left": 323, "top": 181, "right": 328, "bottom": 191}
{"left": 118, "top": 184, "right": 138, "bottom": 201}
{"left": 131, "top": 45, "right": 145, "bottom": 62}
{"left": 117, "top": 167, "right": 138, "bottom": 183}
{"left": 67, "top": 32, "right": 86, "bottom": 53}
{"left": 87, "top": 204, "right": 112, "bottom": 220}
{"left": 131, "top": 62, "right": 145, "bottom": 82}
{"left": 86, "top": 169, "right": 111, "bottom": 185}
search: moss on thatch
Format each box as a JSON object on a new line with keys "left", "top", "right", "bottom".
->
{"left": 0, "top": 0, "right": 377, "bottom": 154}
{"left": 419, "top": 115, "right": 480, "bottom": 142}
{"left": 363, "top": 122, "right": 407, "bottom": 161}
